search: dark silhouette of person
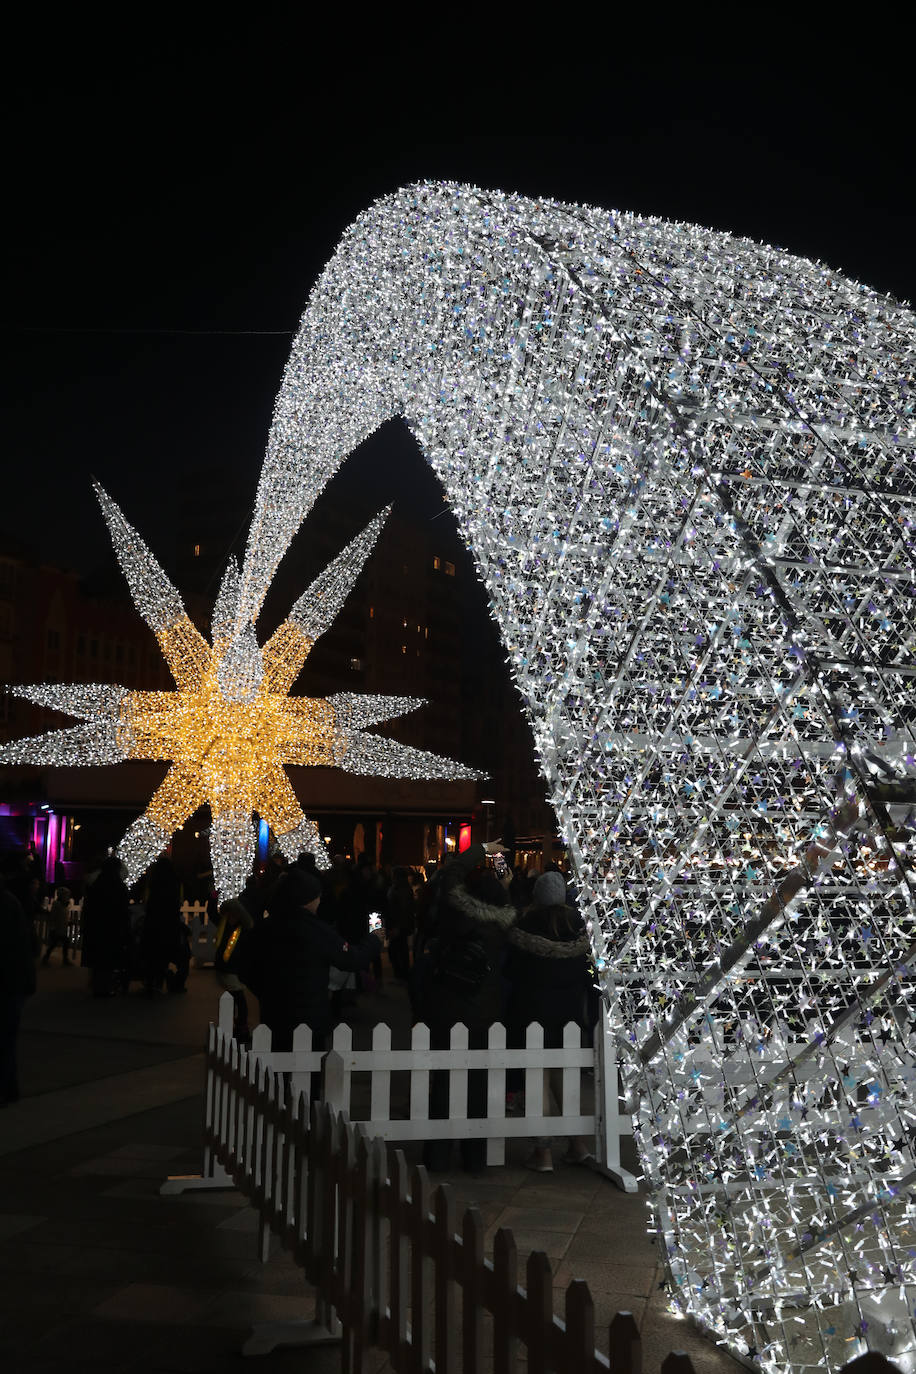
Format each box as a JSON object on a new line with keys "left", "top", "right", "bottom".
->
{"left": 81, "top": 855, "right": 130, "bottom": 997}
{"left": 0, "top": 869, "right": 40, "bottom": 1105}
{"left": 244, "top": 867, "right": 381, "bottom": 1053}
{"left": 412, "top": 843, "right": 515, "bottom": 1173}
{"left": 140, "top": 854, "right": 181, "bottom": 994}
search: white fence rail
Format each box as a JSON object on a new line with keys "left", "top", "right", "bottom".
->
{"left": 191, "top": 993, "right": 637, "bottom": 1189}
{"left": 163, "top": 1006, "right": 898, "bottom": 1374}
{"left": 36, "top": 898, "right": 216, "bottom": 962}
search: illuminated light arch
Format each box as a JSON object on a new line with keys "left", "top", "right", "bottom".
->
{"left": 236, "top": 183, "right": 916, "bottom": 1371}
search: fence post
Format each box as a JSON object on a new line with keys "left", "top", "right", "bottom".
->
{"left": 608, "top": 1310, "right": 642, "bottom": 1374}
{"left": 462, "top": 1206, "right": 485, "bottom": 1374}
{"left": 409, "top": 1022, "right": 431, "bottom": 1129}
{"left": 493, "top": 1227, "right": 519, "bottom": 1374}
{"left": 525, "top": 1251, "right": 554, "bottom": 1374}
{"left": 594, "top": 1010, "right": 638, "bottom": 1192}
{"left": 525, "top": 1023, "right": 546, "bottom": 1119}
{"left": 161, "top": 1017, "right": 234, "bottom": 1194}
{"left": 449, "top": 1022, "right": 470, "bottom": 1126}
{"left": 409, "top": 1164, "right": 432, "bottom": 1374}
{"left": 387, "top": 1149, "right": 410, "bottom": 1368}
{"left": 433, "top": 1184, "right": 457, "bottom": 1374}
{"left": 370, "top": 1023, "right": 392, "bottom": 1123}
{"left": 562, "top": 1280, "right": 595, "bottom": 1374}
{"left": 323, "top": 1048, "right": 347, "bottom": 1115}
{"left": 487, "top": 1022, "right": 507, "bottom": 1166}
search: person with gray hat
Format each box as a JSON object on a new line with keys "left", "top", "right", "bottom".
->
{"left": 504, "top": 868, "right": 596, "bottom": 1172}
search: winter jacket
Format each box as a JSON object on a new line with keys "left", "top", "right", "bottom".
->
{"left": 80, "top": 859, "right": 131, "bottom": 971}
{"left": 414, "top": 878, "right": 516, "bottom": 1033}
{"left": 0, "top": 884, "right": 39, "bottom": 999}
{"left": 503, "top": 903, "right": 593, "bottom": 1045}
{"left": 246, "top": 907, "right": 381, "bottom": 1044}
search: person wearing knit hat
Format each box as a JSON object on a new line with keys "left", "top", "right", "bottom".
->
{"left": 504, "top": 869, "right": 596, "bottom": 1172}
{"left": 531, "top": 870, "right": 567, "bottom": 909}
{"left": 243, "top": 865, "right": 382, "bottom": 1052}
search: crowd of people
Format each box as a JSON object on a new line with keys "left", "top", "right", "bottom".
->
{"left": 1, "top": 843, "right": 600, "bottom": 1173}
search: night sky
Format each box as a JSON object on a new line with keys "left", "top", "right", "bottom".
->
{"left": 4, "top": 28, "right": 912, "bottom": 593}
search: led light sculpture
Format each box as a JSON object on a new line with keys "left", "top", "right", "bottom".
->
{"left": 231, "top": 183, "right": 915, "bottom": 1371}
{"left": 0, "top": 484, "right": 481, "bottom": 898}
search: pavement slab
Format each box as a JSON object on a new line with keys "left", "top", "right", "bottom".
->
{"left": 0, "top": 957, "right": 743, "bottom": 1372}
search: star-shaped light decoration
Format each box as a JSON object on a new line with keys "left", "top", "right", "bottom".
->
{"left": 0, "top": 483, "right": 483, "bottom": 897}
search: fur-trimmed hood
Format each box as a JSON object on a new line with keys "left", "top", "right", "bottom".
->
{"left": 447, "top": 885, "right": 517, "bottom": 929}
{"left": 508, "top": 925, "right": 591, "bottom": 959}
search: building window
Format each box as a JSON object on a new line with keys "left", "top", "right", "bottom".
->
{"left": 349, "top": 657, "right": 362, "bottom": 671}
{"left": 369, "top": 606, "right": 374, "bottom": 619}
{"left": 402, "top": 617, "right": 408, "bottom": 628}
{"left": 444, "top": 561, "right": 456, "bottom": 577}
{"left": 401, "top": 645, "right": 407, "bottom": 654}
{"left": 193, "top": 544, "right": 201, "bottom": 557}
{"left": 433, "top": 556, "right": 441, "bottom": 570}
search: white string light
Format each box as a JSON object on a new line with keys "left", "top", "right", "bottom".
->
{"left": 235, "top": 181, "right": 916, "bottom": 1372}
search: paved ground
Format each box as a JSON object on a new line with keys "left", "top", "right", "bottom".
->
{"left": 0, "top": 955, "right": 742, "bottom": 1372}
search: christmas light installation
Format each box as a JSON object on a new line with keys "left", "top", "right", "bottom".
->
{"left": 0, "top": 482, "right": 481, "bottom": 898}
{"left": 228, "top": 183, "right": 915, "bottom": 1372}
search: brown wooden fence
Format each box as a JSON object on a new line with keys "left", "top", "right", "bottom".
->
{"left": 185, "top": 1021, "right": 905, "bottom": 1374}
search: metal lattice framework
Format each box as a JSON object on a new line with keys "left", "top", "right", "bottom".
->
{"left": 234, "top": 182, "right": 916, "bottom": 1371}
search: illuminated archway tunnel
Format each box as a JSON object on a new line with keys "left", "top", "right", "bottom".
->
{"left": 235, "top": 183, "right": 915, "bottom": 1370}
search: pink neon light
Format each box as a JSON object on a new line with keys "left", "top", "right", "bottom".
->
{"left": 45, "top": 813, "right": 60, "bottom": 885}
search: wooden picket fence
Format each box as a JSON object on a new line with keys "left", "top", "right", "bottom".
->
{"left": 209, "top": 994, "right": 597, "bottom": 1168}
{"left": 187, "top": 1013, "right": 664, "bottom": 1372}
{"left": 163, "top": 1003, "right": 904, "bottom": 1374}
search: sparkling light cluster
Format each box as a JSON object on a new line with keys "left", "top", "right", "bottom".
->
{"left": 235, "top": 183, "right": 916, "bottom": 1372}
{"left": 1, "top": 483, "right": 481, "bottom": 899}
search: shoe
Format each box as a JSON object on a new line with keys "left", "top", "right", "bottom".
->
{"left": 523, "top": 1153, "right": 554, "bottom": 1173}
{"left": 561, "top": 1150, "right": 595, "bottom": 1166}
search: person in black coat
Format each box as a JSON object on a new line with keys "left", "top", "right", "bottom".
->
{"left": 80, "top": 856, "right": 131, "bottom": 997}
{"left": 413, "top": 843, "right": 516, "bottom": 1173}
{"left": 244, "top": 867, "right": 381, "bottom": 1051}
{"left": 504, "top": 870, "right": 595, "bottom": 1172}
{"left": 0, "top": 874, "right": 40, "bottom": 1105}
{"left": 140, "top": 854, "right": 182, "bottom": 994}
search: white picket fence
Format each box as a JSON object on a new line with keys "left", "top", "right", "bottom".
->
{"left": 165, "top": 1008, "right": 661, "bottom": 1371}
{"left": 160, "top": 1001, "right": 902, "bottom": 1374}
{"left": 36, "top": 898, "right": 217, "bottom": 962}
{"left": 225, "top": 995, "right": 597, "bottom": 1167}
{"left": 180, "top": 993, "right": 636, "bottom": 1190}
